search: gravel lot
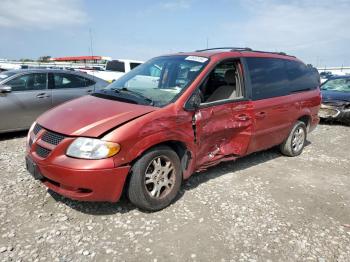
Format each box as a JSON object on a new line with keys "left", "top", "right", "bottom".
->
{"left": 0, "top": 123, "right": 349, "bottom": 262}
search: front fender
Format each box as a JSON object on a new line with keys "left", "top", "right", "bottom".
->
{"left": 125, "top": 130, "right": 195, "bottom": 165}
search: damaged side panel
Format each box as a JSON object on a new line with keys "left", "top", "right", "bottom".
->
{"left": 193, "top": 101, "right": 254, "bottom": 170}
{"left": 103, "top": 109, "right": 197, "bottom": 179}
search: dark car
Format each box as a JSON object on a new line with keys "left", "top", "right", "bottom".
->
{"left": 319, "top": 76, "right": 350, "bottom": 124}
{"left": 25, "top": 48, "right": 321, "bottom": 211}
{"left": 0, "top": 69, "right": 109, "bottom": 133}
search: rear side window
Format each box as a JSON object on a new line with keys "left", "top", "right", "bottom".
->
{"left": 285, "top": 60, "right": 319, "bottom": 92}
{"left": 246, "top": 58, "right": 288, "bottom": 100}
{"left": 52, "top": 73, "right": 94, "bottom": 89}
{"left": 246, "top": 58, "right": 319, "bottom": 100}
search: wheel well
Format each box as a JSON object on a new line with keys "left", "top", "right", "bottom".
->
{"left": 298, "top": 115, "right": 310, "bottom": 130}
{"left": 152, "top": 141, "right": 191, "bottom": 173}
{"left": 129, "top": 141, "right": 191, "bottom": 175}
{"left": 122, "top": 141, "right": 191, "bottom": 198}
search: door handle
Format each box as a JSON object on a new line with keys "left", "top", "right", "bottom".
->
{"left": 86, "top": 89, "right": 93, "bottom": 93}
{"left": 36, "top": 93, "right": 50, "bottom": 99}
{"left": 236, "top": 114, "right": 250, "bottom": 121}
{"left": 255, "top": 111, "right": 266, "bottom": 119}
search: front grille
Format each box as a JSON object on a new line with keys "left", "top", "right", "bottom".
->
{"left": 36, "top": 145, "right": 51, "bottom": 158}
{"left": 41, "top": 131, "right": 65, "bottom": 145}
{"left": 33, "top": 124, "right": 42, "bottom": 135}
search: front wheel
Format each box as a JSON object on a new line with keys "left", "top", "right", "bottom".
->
{"left": 127, "top": 146, "right": 182, "bottom": 211}
{"left": 280, "top": 121, "right": 307, "bottom": 157}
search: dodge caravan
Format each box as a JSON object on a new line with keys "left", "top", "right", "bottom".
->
{"left": 25, "top": 48, "right": 321, "bottom": 211}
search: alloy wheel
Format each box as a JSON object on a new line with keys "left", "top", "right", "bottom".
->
{"left": 144, "top": 156, "right": 176, "bottom": 198}
{"left": 292, "top": 127, "right": 305, "bottom": 153}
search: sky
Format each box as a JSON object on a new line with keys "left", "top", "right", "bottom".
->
{"left": 0, "top": 0, "right": 349, "bottom": 67}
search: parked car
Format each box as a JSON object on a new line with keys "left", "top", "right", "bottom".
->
{"left": 319, "top": 76, "right": 350, "bottom": 124}
{"left": 80, "top": 59, "right": 143, "bottom": 82}
{"left": 319, "top": 71, "right": 333, "bottom": 83}
{"left": 25, "top": 48, "right": 321, "bottom": 211}
{"left": 0, "top": 69, "right": 108, "bottom": 133}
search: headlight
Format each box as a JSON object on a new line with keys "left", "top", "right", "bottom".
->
{"left": 66, "top": 138, "right": 120, "bottom": 159}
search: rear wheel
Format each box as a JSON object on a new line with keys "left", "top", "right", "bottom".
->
{"left": 127, "top": 146, "right": 182, "bottom": 211}
{"left": 280, "top": 121, "right": 307, "bottom": 157}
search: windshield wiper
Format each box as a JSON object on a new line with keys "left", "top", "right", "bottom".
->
{"left": 112, "top": 87, "right": 154, "bottom": 106}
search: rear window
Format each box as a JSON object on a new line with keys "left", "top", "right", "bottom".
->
{"left": 0, "top": 71, "right": 17, "bottom": 81}
{"left": 246, "top": 58, "right": 319, "bottom": 100}
{"left": 130, "top": 63, "right": 141, "bottom": 70}
{"left": 106, "top": 60, "right": 125, "bottom": 72}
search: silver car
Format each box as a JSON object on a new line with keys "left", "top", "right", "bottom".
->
{"left": 0, "top": 69, "right": 108, "bottom": 133}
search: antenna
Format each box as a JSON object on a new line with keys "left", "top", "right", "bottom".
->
{"left": 89, "top": 28, "right": 96, "bottom": 87}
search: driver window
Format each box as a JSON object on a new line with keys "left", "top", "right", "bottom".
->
{"left": 199, "top": 60, "right": 244, "bottom": 104}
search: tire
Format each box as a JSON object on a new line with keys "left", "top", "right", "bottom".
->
{"left": 127, "top": 146, "right": 182, "bottom": 211}
{"left": 280, "top": 121, "right": 307, "bottom": 157}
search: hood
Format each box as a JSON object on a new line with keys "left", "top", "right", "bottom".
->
{"left": 321, "top": 90, "right": 350, "bottom": 103}
{"left": 37, "top": 95, "right": 157, "bottom": 137}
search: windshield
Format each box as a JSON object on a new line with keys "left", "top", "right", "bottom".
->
{"left": 0, "top": 71, "right": 17, "bottom": 82}
{"left": 321, "top": 78, "right": 350, "bottom": 92}
{"left": 95, "top": 55, "right": 209, "bottom": 107}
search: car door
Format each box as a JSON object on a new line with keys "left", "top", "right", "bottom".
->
{"left": 49, "top": 72, "right": 95, "bottom": 107}
{"left": 192, "top": 59, "right": 254, "bottom": 168}
{"left": 244, "top": 57, "right": 295, "bottom": 154}
{"left": 194, "top": 101, "right": 253, "bottom": 168}
{"left": 0, "top": 72, "right": 51, "bottom": 131}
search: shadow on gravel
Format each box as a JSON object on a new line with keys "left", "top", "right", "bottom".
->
{"left": 177, "top": 141, "right": 311, "bottom": 199}
{"left": 48, "top": 190, "right": 137, "bottom": 215}
{"left": 48, "top": 141, "right": 312, "bottom": 215}
{"left": 319, "top": 119, "right": 350, "bottom": 127}
{"left": 0, "top": 130, "right": 27, "bottom": 141}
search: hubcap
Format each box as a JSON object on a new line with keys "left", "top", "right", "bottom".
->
{"left": 144, "top": 156, "right": 175, "bottom": 198}
{"left": 292, "top": 127, "right": 305, "bottom": 152}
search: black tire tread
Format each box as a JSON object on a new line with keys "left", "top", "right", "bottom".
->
{"left": 280, "top": 121, "right": 307, "bottom": 157}
{"left": 127, "top": 146, "right": 182, "bottom": 211}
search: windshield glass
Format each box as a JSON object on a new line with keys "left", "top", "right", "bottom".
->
{"left": 0, "top": 71, "right": 17, "bottom": 82}
{"left": 321, "top": 78, "right": 350, "bottom": 92}
{"left": 97, "top": 55, "right": 209, "bottom": 107}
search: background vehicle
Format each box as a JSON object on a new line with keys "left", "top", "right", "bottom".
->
{"left": 26, "top": 48, "right": 321, "bottom": 211}
{"left": 319, "top": 76, "right": 350, "bottom": 124}
{"left": 0, "top": 69, "right": 108, "bottom": 133}
{"left": 81, "top": 59, "right": 143, "bottom": 82}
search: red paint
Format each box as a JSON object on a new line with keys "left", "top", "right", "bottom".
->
{"left": 26, "top": 50, "right": 321, "bottom": 202}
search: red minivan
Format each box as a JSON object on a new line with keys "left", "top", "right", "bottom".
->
{"left": 25, "top": 48, "right": 321, "bottom": 211}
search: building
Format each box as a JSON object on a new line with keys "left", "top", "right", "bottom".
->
{"left": 49, "top": 56, "right": 112, "bottom": 64}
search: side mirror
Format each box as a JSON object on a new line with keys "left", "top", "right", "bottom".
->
{"left": 184, "top": 89, "right": 202, "bottom": 111}
{"left": 0, "top": 85, "right": 11, "bottom": 93}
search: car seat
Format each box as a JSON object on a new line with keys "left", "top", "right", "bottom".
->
{"left": 206, "top": 69, "right": 236, "bottom": 102}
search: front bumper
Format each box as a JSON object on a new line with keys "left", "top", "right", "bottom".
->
{"left": 31, "top": 158, "right": 130, "bottom": 202}
{"left": 26, "top": 123, "right": 130, "bottom": 202}
{"left": 319, "top": 104, "right": 350, "bottom": 123}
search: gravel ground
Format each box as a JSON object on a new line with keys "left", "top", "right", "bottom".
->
{"left": 0, "top": 123, "right": 349, "bottom": 262}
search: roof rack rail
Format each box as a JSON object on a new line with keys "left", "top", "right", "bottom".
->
{"left": 194, "top": 47, "right": 295, "bottom": 57}
{"left": 195, "top": 47, "right": 253, "bottom": 52}
{"left": 250, "top": 50, "right": 295, "bottom": 57}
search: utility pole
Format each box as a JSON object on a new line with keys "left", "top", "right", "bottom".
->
{"left": 89, "top": 28, "right": 94, "bottom": 60}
